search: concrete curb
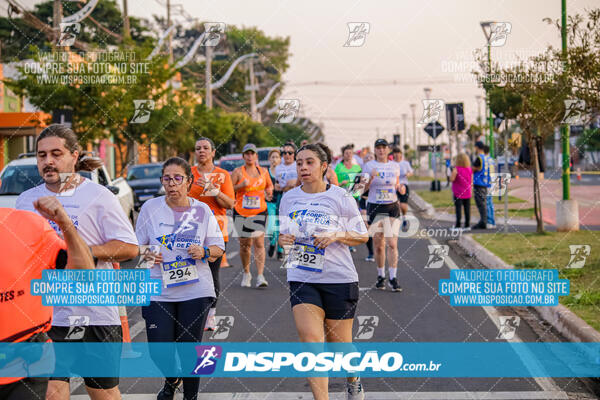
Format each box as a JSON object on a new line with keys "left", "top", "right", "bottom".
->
{"left": 408, "top": 191, "right": 435, "bottom": 219}
{"left": 458, "top": 233, "right": 600, "bottom": 343}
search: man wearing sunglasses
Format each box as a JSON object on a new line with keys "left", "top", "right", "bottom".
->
{"left": 274, "top": 142, "right": 298, "bottom": 194}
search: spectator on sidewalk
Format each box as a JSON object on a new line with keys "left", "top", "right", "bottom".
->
{"left": 450, "top": 153, "right": 472, "bottom": 231}
{"left": 484, "top": 145, "right": 496, "bottom": 228}
{"left": 471, "top": 142, "right": 489, "bottom": 230}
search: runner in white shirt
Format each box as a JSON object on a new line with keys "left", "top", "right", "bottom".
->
{"left": 364, "top": 139, "right": 402, "bottom": 292}
{"left": 136, "top": 157, "right": 225, "bottom": 400}
{"left": 275, "top": 143, "right": 298, "bottom": 192}
{"left": 392, "top": 147, "right": 414, "bottom": 229}
{"left": 279, "top": 143, "right": 368, "bottom": 400}
{"left": 16, "top": 124, "right": 138, "bottom": 400}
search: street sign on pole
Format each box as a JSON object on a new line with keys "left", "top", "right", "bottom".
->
{"left": 445, "top": 103, "right": 465, "bottom": 131}
{"left": 424, "top": 121, "right": 444, "bottom": 139}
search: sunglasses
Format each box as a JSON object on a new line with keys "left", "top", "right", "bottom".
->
{"left": 161, "top": 175, "right": 186, "bottom": 185}
{"left": 282, "top": 151, "right": 294, "bottom": 155}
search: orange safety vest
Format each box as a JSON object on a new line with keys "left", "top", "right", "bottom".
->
{"left": 234, "top": 165, "right": 272, "bottom": 216}
{"left": 0, "top": 209, "right": 66, "bottom": 385}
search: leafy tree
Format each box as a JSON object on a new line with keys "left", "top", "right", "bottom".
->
{"left": 0, "top": 0, "right": 151, "bottom": 62}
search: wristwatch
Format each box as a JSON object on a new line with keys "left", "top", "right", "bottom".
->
{"left": 202, "top": 247, "right": 211, "bottom": 261}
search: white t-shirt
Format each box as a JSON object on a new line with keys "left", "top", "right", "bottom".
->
{"left": 395, "top": 160, "right": 413, "bottom": 185}
{"left": 16, "top": 179, "right": 138, "bottom": 326}
{"left": 279, "top": 185, "right": 367, "bottom": 283}
{"left": 135, "top": 197, "right": 224, "bottom": 302}
{"left": 364, "top": 160, "right": 400, "bottom": 204}
{"left": 275, "top": 162, "right": 298, "bottom": 188}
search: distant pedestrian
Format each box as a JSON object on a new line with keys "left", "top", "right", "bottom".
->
{"left": 471, "top": 142, "right": 489, "bottom": 230}
{"left": 450, "top": 153, "right": 472, "bottom": 230}
{"left": 484, "top": 145, "right": 496, "bottom": 228}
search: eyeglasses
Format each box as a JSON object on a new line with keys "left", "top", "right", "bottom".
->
{"left": 161, "top": 175, "right": 185, "bottom": 185}
{"left": 282, "top": 151, "right": 294, "bottom": 155}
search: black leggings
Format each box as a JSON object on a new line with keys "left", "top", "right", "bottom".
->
{"left": 454, "top": 196, "right": 471, "bottom": 228}
{"left": 142, "top": 297, "right": 214, "bottom": 400}
{"left": 208, "top": 254, "right": 223, "bottom": 308}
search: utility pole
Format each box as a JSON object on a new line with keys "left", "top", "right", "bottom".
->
{"left": 122, "top": 0, "right": 131, "bottom": 40}
{"left": 53, "top": 0, "right": 62, "bottom": 45}
{"left": 167, "top": 0, "right": 173, "bottom": 63}
{"left": 475, "top": 95, "right": 482, "bottom": 156}
{"left": 248, "top": 60, "right": 258, "bottom": 121}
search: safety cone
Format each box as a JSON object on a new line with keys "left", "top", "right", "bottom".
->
{"left": 113, "top": 262, "right": 141, "bottom": 358}
{"left": 221, "top": 252, "right": 231, "bottom": 268}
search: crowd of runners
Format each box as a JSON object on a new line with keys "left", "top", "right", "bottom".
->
{"left": 2, "top": 124, "right": 417, "bottom": 400}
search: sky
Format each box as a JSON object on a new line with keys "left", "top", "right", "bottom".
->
{"left": 21, "top": 0, "right": 599, "bottom": 152}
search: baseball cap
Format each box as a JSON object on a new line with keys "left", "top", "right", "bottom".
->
{"left": 242, "top": 143, "right": 257, "bottom": 153}
{"left": 374, "top": 138, "right": 389, "bottom": 147}
{"left": 475, "top": 141, "right": 485, "bottom": 150}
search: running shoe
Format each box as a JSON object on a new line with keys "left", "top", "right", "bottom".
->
{"left": 157, "top": 378, "right": 181, "bottom": 400}
{"left": 204, "top": 314, "right": 216, "bottom": 331}
{"left": 365, "top": 255, "right": 375, "bottom": 262}
{"left": 462, "top": 226, "right": 471, "bottom": 232}
{"left": 349, "top": 246, "right": 357, "bottom": 253}
{"left": 388, "top": 278, "right": 402, "bottom": 292}
{"left": 256, "top": 274, "right": 269, "bottom": 288}
{"left": 277, "top": 252, "right": 284, "bottom": 261}
{"left": 241, "top": 272, "right": 252, "bottom": 287}
{"left": 375, "top": 276, "right": 386, "bottom": 290}
{"left": 346, "top": 378, "right": 365, "bottom": 400}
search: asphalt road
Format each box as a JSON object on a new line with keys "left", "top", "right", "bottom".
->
{"left": 69, "top": 209, "right": 599, "bottom": 400}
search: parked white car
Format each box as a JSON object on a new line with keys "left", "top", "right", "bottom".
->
{"left": 0, "top": 154, "right": 135, "bottom": 223}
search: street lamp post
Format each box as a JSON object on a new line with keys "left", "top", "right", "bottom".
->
{"left": 480, "top": 21, "right": 495, "bottom": 158}
{"left": 556, "top": 0, "right": 579, "bottom": 231}
{"left": 423, "top": 87, "right": 432, "bottom": 174}
{"left": 410, "top": 103, "right": 417, "bottom": 166}
{"left": 561, "top": 0, "right": 570, "bottom": 201}
{"left": 402, "top": 113, "right": 407, "bottom": 150}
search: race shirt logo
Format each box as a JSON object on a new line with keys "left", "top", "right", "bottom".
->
{"left": 157, "top": 233, "right": 177, "bottom": 250}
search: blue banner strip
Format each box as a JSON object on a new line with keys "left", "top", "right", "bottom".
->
{"left": 1, "top": 342, "right": 599, "bottom": 378}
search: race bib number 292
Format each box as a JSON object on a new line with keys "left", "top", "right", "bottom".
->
{"left": 287, "top": 242, "right": 325, "bottom": 273}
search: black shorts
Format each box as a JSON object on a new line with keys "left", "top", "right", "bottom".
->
{"left": 367, "top": 202, "right": 401, "bottom": 225}
{"left": 398, "top": 184, "right": 410, "bottom": 203}
{"left": 48, "top": 325, "right": 122, "bottom": 389}
{"left": 0, "top": 378, "right": 48, "bottom": 400}
{"left": 233, "top": 210, "right": 267, "bottom": 237}
{"left": 289, "top": 281, "right": 359, "bottom": 320}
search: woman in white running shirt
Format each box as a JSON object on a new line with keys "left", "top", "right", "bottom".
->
{"left": 136, "top": 157, "right": 225, "bottom": 400}
{"left": 279, "top": 143, "right": 368, "bottom": 400}
{"left": 364, "top": 138, "right": 402, "bottom": 292}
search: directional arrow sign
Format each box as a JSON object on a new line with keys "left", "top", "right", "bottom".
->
{"left": 424, "top": 121, "right": 445, "bottom": 139}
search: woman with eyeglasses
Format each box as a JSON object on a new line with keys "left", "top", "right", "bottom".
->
{"left": 279, "top": 143, "right": 369, "bottom": 400}
{"left": 232, "top": 143, "right": 274, "bottom": 288}
{"left": 136, "top": 157, "right": 225, "bottom": 400}
{"left": 275, "top": 143, "right": 298, "bottom": 193}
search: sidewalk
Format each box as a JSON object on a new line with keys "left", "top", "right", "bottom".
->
{"left": 508, "top": 177, "right": 600, "bottom": 226}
